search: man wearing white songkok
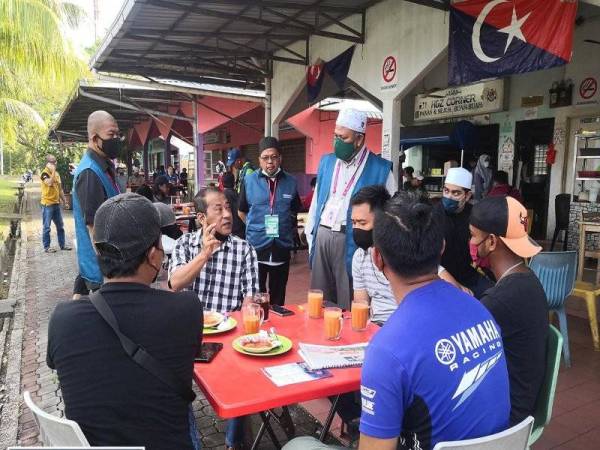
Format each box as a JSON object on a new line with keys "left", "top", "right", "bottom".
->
{"left": 306, "top": 108, "right": 396, "bottom": 308}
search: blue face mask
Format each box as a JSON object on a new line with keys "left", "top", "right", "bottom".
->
{"left": 442, "top": 196, "right": 460, "bottom": 214}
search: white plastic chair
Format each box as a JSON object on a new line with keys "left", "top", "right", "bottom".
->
{"left": 23, "top": 390, "right": 90, "bottom": 447}
{"left": 433, "top": 416, "right": 533, "bottom": 450}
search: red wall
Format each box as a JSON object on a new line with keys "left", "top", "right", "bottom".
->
{"left": 286, "top": 107, "right": 382, "bottom": 175}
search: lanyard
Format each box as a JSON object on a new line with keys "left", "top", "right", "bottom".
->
{"left": 332, "top": 149, "right": 368, "bottom": 197}
{"left": 267, "top": 177, "right": 278, "bottom": 213}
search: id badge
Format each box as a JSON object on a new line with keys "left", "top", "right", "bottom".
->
{"left": 324, "top": 198, "right": 342, "bottom": 230}
{"left": 265, "top": 215, "right": 279, "bottom": 237}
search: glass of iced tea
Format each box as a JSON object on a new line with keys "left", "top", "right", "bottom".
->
{"left": 324, "top": 307, "right": 343, "bottom": 340}
{"left": 253, "top": 292, "right": 270, "bottom": 321}
{"left": 242, "top": 303, "right": 263, "bottom": 334}
{"left": 351, "top": 301, "right": 370, "bottom": 331}
{"left": 308, "top": 289, "right": 323, "bottom": 319}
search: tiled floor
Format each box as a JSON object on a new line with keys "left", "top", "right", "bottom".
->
{"left": 285, "top": 251, "right": 600, "bottom": 449}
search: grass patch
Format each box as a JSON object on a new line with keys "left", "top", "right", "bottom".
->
{"left": 0, "top": 176, "right": 21, "bottom": 240}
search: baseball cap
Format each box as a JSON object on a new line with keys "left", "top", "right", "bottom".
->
{"left": 93, "top": 193, "right": 161, "bottom": 260}
{"left": 226, "top": 148, "right": 242, "bottom": 167}
{"left": 445, "top": 167, "right": 473, "bottom": 190}
{"left": 259, "top": 136, "right": 280, "bottom": 153}
{"left": 470, "top": 196, "right": 541, "bottom": 258}
{"left": 153, "top": 202, "right": 176, "bottom": 227}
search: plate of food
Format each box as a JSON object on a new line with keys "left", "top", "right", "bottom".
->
{"left": 203, "top": 311, "right": 225, "bottom": 328}
{"left": 203, "top": 316, "right": 237, "bottom": 335}
{"left": 232, "top": 331, "right": 292, "bottom": 356}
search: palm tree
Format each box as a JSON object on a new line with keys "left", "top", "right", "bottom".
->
{"left": 0, "top": 0, "right": 85, "bottom": 144}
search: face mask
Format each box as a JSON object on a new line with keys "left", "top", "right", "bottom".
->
{"left": 470, "top": 237, "right": 491, "bottom": 269}
{"left": 98, "top": 136, "right": 122, "bottom": 159}
{"left": 442, "top": 196, "right": 460, "bottom": 214}
{"left": 213, "top": 231, "right": 229, "bottom": 242}
{"left": 334, "top": 136, "right": 357, "bottom": 162}
{"left": 147, "top": 248, "right": 164, "bottom": 283}
{"left": 353, "top": 228, "right": 373, "bottom": 251}
{"left": 262, "top": 168, "right": 281, "bottom": 178}
{"left": 483, "top": 161, "right": 490, "bottom": 168}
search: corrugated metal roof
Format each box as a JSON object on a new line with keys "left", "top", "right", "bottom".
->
{"left": 91, "top": 0, "right": 381, "bottom": 89}
{"left": 51, "top": 77, "right": 264, "bottom": 141}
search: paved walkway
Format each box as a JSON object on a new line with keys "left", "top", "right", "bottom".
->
{"left": 0, "top": 184, "right": 333, "bottom": 449}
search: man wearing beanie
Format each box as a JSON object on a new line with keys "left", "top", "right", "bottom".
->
{"left": 47, "top": 193, "right": 202, "bottom": 449}
{"left": 439, "top": 167, "right": 493, "bottom": 298}
{"left": 470, "top": 196, "right": 548, "bottom": 425}
{"left": 306, "top": 108, "right": 396, "bottom": 308}
{"left": 239, "top": 136, "right": 301, "bottom": 306}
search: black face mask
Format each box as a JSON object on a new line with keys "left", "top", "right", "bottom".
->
{"left": 98, "top": 136, "right": 122, "bottom": 159}
{"left": 147, "top": 248, "right": 164, "bottom": 284}
{"left": 214, "top": 231, "right": 229, "bottom": 242}
{"left": 353, "top": 228, "right": 373, "bottom": 251}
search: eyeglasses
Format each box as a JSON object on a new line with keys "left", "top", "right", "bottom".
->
{"left": 260, "top": 155, "right": 280, "bottom": 162}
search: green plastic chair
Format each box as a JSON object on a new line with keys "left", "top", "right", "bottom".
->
{"left": 528, "top": 325, "right": 563, "bottom": 445}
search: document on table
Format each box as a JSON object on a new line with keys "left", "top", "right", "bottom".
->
{"left": 262, "top": 362, "right": 332, "bottom": 387}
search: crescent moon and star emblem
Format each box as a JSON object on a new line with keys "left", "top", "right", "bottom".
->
{"left": 471, "top": 0, "right": 532, "bottom": 63}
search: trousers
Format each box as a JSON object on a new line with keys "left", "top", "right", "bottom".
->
{"left": 259, "top": 261, "right": 290, "bottom": 306}
{"left": 42, "top": 204, "right": 65, "bottom": 249}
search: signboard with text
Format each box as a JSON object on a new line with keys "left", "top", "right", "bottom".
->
{"left": 414, "top": 79, "right": 504, "bottom": 122}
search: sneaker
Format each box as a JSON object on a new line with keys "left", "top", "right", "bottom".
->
{"left": 44, "top": 248, "right": 57, "bottom": 253}
{"left": 61, "top": 246, "right": 72, "bottom": 251}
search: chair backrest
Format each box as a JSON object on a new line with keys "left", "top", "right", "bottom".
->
{"left": 432, "top": 416, "right": 533, "bottom": 449}
{"left": 530, "top": 325, "right": 564, "bottom": 443}
{"left": 555, "top": 194, "right": 571, "bottom": 229}
{"left": 529, "top": 251, "right": 578, "bottom": 309}
{"left": 23, "top": 391, "right": 90, "bottom": 447}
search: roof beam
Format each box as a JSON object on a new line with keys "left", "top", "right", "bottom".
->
{"left": 403, "top": 0, "right": 450, "bottom": 11}
{"left": 199, "top": 1, "right": 362, "bottom": 14}
{"left": 78, "top": 89, "right": 194, "bottom": 123}
{"left": 127, "top": 28, "right": 307, "bottom": 41}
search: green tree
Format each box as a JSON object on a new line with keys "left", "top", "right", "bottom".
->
{"left": 0, "top": 0, "right": 86, "bottom": 144}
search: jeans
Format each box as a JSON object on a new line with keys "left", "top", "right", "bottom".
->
{"left": 189, "top": 405, "right": 202, "bottom": 450}
{"left": 225, "top": 416, "right": 245, "bottom": 447}
{"left": 42, "top": 204, "right": 65, "bottom": 249}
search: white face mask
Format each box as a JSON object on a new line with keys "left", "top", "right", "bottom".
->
{"left": 262, "top": 168, "right": 281, "bottom": 178}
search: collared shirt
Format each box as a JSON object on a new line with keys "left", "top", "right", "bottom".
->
{"left": 168, "top": 230, "right": 259, "bottom": 313}
{"left": 74, "top": 148, "right": 119, "bottom": 225}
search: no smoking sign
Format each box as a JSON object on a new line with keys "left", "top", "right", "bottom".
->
{"left": 580, "top": 77, "right": 598, "bottom": 100}
{"left": 382, "top": 56, "right": 397, "bottom": 83}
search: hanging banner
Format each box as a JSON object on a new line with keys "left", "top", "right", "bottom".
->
{"left": 414, "top": 79, "right": 504, "bottom": 122}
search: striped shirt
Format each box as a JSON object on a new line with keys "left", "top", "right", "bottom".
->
{"left": 169, "top": 230, "right": 259, "bottom": 313}
{"left": 352, "top": 247, "right": 398, "bottom": 323}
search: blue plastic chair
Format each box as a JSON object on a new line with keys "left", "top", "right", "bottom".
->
{"left": 529, "top": 251, "right": 578, "bottom": 367}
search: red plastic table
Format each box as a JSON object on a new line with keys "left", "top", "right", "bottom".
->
{"left": 193, "top": 304, "right": 379, "bottom": 447}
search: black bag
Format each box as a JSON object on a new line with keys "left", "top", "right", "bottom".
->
{"left": 89, "top": 291, "right": 195, "bottom": 403}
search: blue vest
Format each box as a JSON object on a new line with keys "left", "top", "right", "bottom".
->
{"left": 311, "top": 151, "right": 392, "bottom": 274}
{"left": 244, "top": 170, "right": 298, "bottom": 251}
{"left": 72, "top": 152, "right": 119, "bottom": 284}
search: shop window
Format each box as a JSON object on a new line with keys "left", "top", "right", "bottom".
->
{"left": 533, "top": 144, "right": 548, "bottom": 176}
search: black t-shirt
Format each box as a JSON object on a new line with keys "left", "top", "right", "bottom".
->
{"left": 480, "top": 270, "right": 548, "bottom": 425}
{"left": 75, "top": 149, "right": 118, "bottom": 225}
{"left": 47, "top": 282, "right": 203, "bottom": 450}
{"left": 439, "top": 203, "right": 480, "bottom": 286}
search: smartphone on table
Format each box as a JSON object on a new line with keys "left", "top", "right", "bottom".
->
{"left": 270, "top": 304, "right": 295, "bottom": 317}
{"left": 195, "top": 342, "right": 223, "bottom": 363}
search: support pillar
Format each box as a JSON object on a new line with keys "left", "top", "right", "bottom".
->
{"left": 381, "top": 96, "right": 402, "bottom": 186}
{"left": 165, "top": 132, "right": 172, "bottom": 169}
{"left": 192, "top": 96, "right": 205, "bottom": 191}
{"left": 264, "top": 77, "right": 272, "bottom": 137}
{"left": 143, "top": 139, "right": 149, "bottom": 182}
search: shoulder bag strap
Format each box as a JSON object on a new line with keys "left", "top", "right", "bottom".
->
{"left": 89, "top": 292, "right": 196, "bottom": 403}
